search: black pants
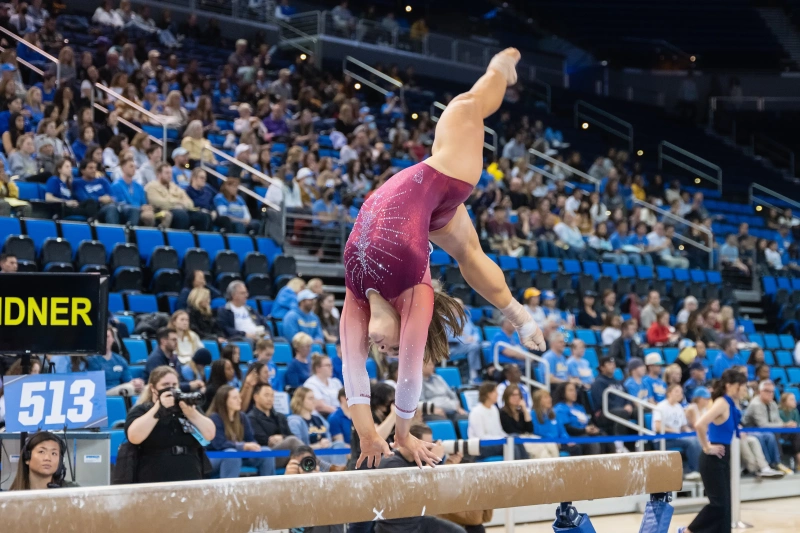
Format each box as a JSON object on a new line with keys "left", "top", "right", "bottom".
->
{"left": 688, "top": 445, "right": 731, "bottom": 533}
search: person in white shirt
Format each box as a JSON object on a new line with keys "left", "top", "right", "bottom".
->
{"left": 522, "top": 287, "right": 546, "bottom": 327}
{"left": 554, "top": 213, "right": 586, "bottom": 253}
{"left": 468, "top": 382, "right": 527, "bottom": 460}
{"left": 765, "top": 240, "right": 783, "bottom": 270}
{"left": 496, "top": 365, "right": 532, "bottom": 410}
{"left": 601, "top": 314, "right": 622, "bottom": 346}
{"left": 221, "top": 281, "right": 268, "bottom": 340}
{"left": 564, "top": 188, "right": 582, "bottom": 215}
{"left": 303, "top": 354, "right": 343, "bottom": 416}
{"left": 646, "top": 222, "right": 689, "bottom": 269}
{"left": 93, "top": 0, "right": 124, "bottom": 28}
{"left": 676, "top": 295, "right": 698, "bottom": 325}
{"left": 652, "top": 384, "right": 701, "bottom": 481}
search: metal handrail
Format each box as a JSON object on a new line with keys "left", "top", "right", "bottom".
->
{"left": 710, "top": 96, "right": 800, "bottom": 111}
{"left": 621, "top": 37, "right": 694, "bottom": 61}
{"left": 0, "top": 25, "right": 60, "bottom": 85}
{"left": 528, "top": 148, "right": 600, "bottom": 191}
{"left": 201, "top": 163, "right": 280, "bottom": 212}
{"left": 751, "top": 134, "right": 795, "bottom": 177}
{"left": 92, "top": 102, "right": 163, "bottom": 148}
{"left": 343, "top": 55, "right": 404, "bottom": 107}
{"left": 658, "top": 141, "right": 722, "bottom": 193}
{"left": 749, "top": 182, "right": 800, "bottom": 213}
{"left": 430, "top": 101, "right": 498, "bottom": 154}
{"left": 202, "top": 144, "right": 282, "bottom": 189}
{"left": 492, "top": 341, "right": 549, "bottom": 400}
{"left": 602, "top": 387, "right": 665, "bottom": 452}
{"left": 574, "top": 100, "right": 634, "bottom": 152}
{"left": 94, "top": 83, "right": 169, "bottom": 161}
{"left": 526, "top": 161, "right": 576, "bottom": 191}
{"left": 276, "top": 10, "right": 319, "bottom": 59}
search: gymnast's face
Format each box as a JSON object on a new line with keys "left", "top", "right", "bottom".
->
{"left": 369, "top": 312, "right": 400, "bottom": 358}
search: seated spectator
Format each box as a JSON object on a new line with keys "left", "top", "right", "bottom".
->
{"left": 720, "top": 234, "right": 749, "bottom": 274}
{"left": 35, "top": 119, "right": 67, "bottom": 158}
{"left": 554, "top": 212, "right": 589, "bottom": 259}
{"left": 676, "top": 296, "right": 698, "bottom": 325}
{"left": 496, "top": 364, "right": 531, "bottom": 409}
{"left": 202, "top": 359, "right": 233, "bottom": 412}
{"left": 145, "top": 162, "right": 212, "bottom": 230}
{"left": 532, "top": 389, "right": 583, "bottom": 456}
{"left": 743, "top": 380, "right": 797, "bottom": 475}
{"left": 608, "top": 319, "right": 643, "bottom": 368}
{"left": 315, "top": 292, "right": 340, "bottom": 344}
{"left": 36, "top": 137, "right": 58, "bottom": 177}
{"left": 468, "top": 382, "right": 527, "bottom": 460}
{"left": 686, "top": 310, "right": 718, "bottom": 348}
{"left": 185, "top": 167, "right": 228, "bottom": 229}
{"left": 87, "top": 327, "right": 144, "bottom": 397}
{"left": 45, "top": 158, "right": 97, "bottom": 219}
{"left": 9, "top": 133, "right": 40, "bottom": 179}
{"left": 170, "top": 147, "right": 192, "bottom": 186}
{"left": 647, "top": 222, "right": 689, "bottom": 268}
{"left": 0, "top": 252, "right": 17, "bottom": 272}
{"left": 254, "top": 338, "right": 278, "bottom": 382}
{"left": 589, "top": 222, "right": 628, "bottom": 265}
{"left": 111, "top": 157, "right": 155, "bottom": 226}
{"left": 303, "top": 354, "right": 343, "bottom": 416}
{"left": 287, "top": 387, "right": 340, "bottom": 454}
{"left": 779, "top": 392, "right": 800, "bottom": 469}
{"left": 262, "top": 102, "right": 290, "bottom": 141}
{"left": 2, "top": 112, "right": 28, "bottom": 155}
{"left": 143, "top": 327, "right": 203, "bottom": 393}
{"left": 576, "top": 291, "right": 602, "bottom": 330}
{"left": 590, "top": 356, "right": 633, "bottom": 452}
{"left": 187, "top": 287, "right": 227, "bottom": 341}
{"left": 286, "top": 333, "right": 314, "bottom": 388}
{"left": 182, "top": 347, "right": 213, "bottom": 386}
{"left": 541, "top": 291, "right": 573, "bottom": 329}
{"left": 135, "top": 145, "right": 162, "bottom": 187}
{"left": 487, "top": 208, "right": 524, "bottom": 257}
{"left": 624, "top": 357, "right": 652, "bottom": 403}
{"left": 217, "top": 281, "right": 270, "bottom": 341}
{"left": 240, "top": 361, "right": 273, "bottom": 411}
{"left": 601, "top": 314, "right": 622, "bottom": 346}
{"left": 74, "top": 159, "right": 132, "bottom": 224}
{"left": 214, "top": 176, "right": 260, "bottom": 234}
{"left": 207, "top": 385, "right": 275, "bottom": 478}
{"left": 712, "top": 337, "right": 746, "bottom": 379}
{"left": 168, "top": 310, "right": 208, "bottom": 367}
{"left": 647, "top": 310, "right": 680, "bottom": 346}
{"left": 639, "top": 291, "right": 664, "bottom": 331}
{"left": 652, "top": 384, "right": 701, "bottom": 480}
{"left": 102, "top": 134, "right": 127, "bottom": 175}
{"left": 683, "top": 361, "right": 707, "bottom": 401}
{"left": 521, "top": 288, "right": 547, "bottom": 328}
{"left": 0, "top": 96, "right": 24, "bottom": 136}
{"left": 0, "top": 168, "right": 31, "bottom": 217}
{"left": 566, "top": 339, "right": 594, "bottom": 389}
{"left": 542, "top": 331, "right": 569, "bottom": 385}
{"left": 553, "top": 382, "right": 614, "bottom": 455}
{"left": 178, "top": 269, "right": 222, "bottom": 311}
{"left": 247, "top": 383, "right": 304, "bottom": 469}
{"left": 499, "top": 383, "right": 537, "bottom": 438}
{"left": 125, "top": 366, "right": 216, "bottom": 483}
{"left": 271, "top": 277, "right": 306, "bottom": 319}
{"left": 8, "top": 431, "right": 70, "bottom": 490}
{"left": 283, "top": 289, "right": 325, "bottom": 343}
{"left": 327, "top": 389, "right": 353, "bottom": 445}
{"left": 491, "top": 318, "right": 528, "bottom": 366}
{"left": 419, "top": 358, "right": 467, "bottom": 421}
{"left": 219, "top": 344, "right": 243, "bottom": 389}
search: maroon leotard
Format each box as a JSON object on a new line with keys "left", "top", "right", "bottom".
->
{"left": 343, "top": 162, "right": 473, "bottom": 302}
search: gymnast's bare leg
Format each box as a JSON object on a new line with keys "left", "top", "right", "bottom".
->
{"left": 427, "top": 48, "right": 546, "bottom": 352}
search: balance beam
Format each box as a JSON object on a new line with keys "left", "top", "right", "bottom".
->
{"left": 0, "top": 451, "right": 682, "bottom": 532}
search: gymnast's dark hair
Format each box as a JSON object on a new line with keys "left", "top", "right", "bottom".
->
{"left": 711, "top": 368, "right": 747, "bottom": 400}
{"left": 426, "top": 289, "right": 467, "bottom": 365}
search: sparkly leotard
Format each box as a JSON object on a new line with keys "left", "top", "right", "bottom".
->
{"left": 343, "top": 162, "right": 473, "bottom": 302}
{"left": 341, "top": 162, "right": 473, "bottom": 419}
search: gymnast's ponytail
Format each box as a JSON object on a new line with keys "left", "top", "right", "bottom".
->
{"left": 425, "top": 290, "right": 468, "bottom": 365}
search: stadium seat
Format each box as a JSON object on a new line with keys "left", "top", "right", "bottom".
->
{"left": 233, "top": 341, "right": 254, "bottom": 363}
{"left": 435, "top": 367, "right": 462, "bottom": 389}
{"left": 165, "top": 230, "right": 197, "bottom": 265}
{"left": 151, "top": 268, "right": 182, "bottom": 294}
{"left": 774, "top": 350, "right": 794, "bottom": 367}
{"left": 576, "top": 329, "right": 597, "bottom": 345}
{"left": 123, "top": 338, "right": 148, "bottom": 364}
{"left": 203, "top": 340, "right": 221, "bottom": 360}
{"left": 366, "top": 358, "right": 378, "bottom": 379}
{"left": 41, "top": 238, "right": 72, "bottom": 268}
{"left": 430, "top": 249, "right": 451, "bottom": 266}
{"left": 519, "top": 256, "right": 539, "bottom": 272}
{"left": 76, "top": 241, "right": 107, "bottom": 271}
{"left": 197, "top": 232, "right": 226, "bottom": 262}
{"left": 95, "top": 224, "right": 128, "bottom": 261}
{"left": 109, "top": 429, "right": 126, "bottom": 461}
{"left": 133, "top": 227, "right": 165, "bottom": 263}
{"left": 273, "top": 343, "right": 293, "bottom": 364}
{"left": 779, "top": 334, "right": 795, "bottom": 350}
{"left": 690, "top": 269, "right": 706, "bottom": 283}
{"left": 112, "top": 267, "right": 143, "bottom": 292}
{"left": 787, "top": 367, "right": 800, "bottom": 385}
{"left": 457, "top": 418, "right": 470, "bottom": 438}
{"left": 108, "top": 293, "right": 125, "bottom": 314}
{"left": 126, "top": 293, "right": 158, "bottom": 313}
{"left": 764, "top": 334, "right": 781, "bottom": 350}
{"left": 256, "top": 238, "right": 282, "bottom": 266}
{"left": 149, "top": 247, "right": 179, "bottom": 271}
{"left": 184, "top": 248, "right": 211, "bottom": 274}
{"left": 106, "top": 397, "right": 127, "bottom": 428}
{"left": 246, "top": 273, "right": 271, "bottom": 297}
{"left": 114, "top": 314, "right": 134, "bottom": 334}
{"left": 23, "top": 218, "right": 58, "bottom": 255}
{"left": 540, "top": 257, "right": 559, "bottom": 273}
{"left": 59, "top": 221, "right": 93, "bottom": 259}
{"left": 214, "top": 250, "right": 240, "bottom": 275}
{"left": 427, "top": 420, "right": 457, "bottom": 441}
{"left": 770, "top": 367, "right": 788, "bottom": 384}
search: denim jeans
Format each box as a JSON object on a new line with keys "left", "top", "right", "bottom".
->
{"left": 753, "top": 432, "right": 781, "bottom": 465}
{"left": 209, "top": 446, "right": 275, "bottom": 478}
{"left": 665, "top": 436, "right": 702, "bottom": 472}
{"left": 450, "top": 342, "right": 483, "bottom": 378}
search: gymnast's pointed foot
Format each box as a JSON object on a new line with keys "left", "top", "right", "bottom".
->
{"left": 488, "top": 47, "right": 521, "bottom": 86}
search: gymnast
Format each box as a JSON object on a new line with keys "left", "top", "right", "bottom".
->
{"left": 341, "top": 48, "right": 546, "bottom": 469}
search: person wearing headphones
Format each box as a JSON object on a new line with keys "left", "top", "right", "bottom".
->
{"left": 9, "top": 431, "right": 69, "bottom": 490}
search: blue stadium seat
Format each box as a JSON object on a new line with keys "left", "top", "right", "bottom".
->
{"left": 259, "top": 299, "right": 273, "bottom": 316}
{"left": 165, "top": 230, "right": 196, "bottom": 265}
{"left": 740, "top": 319, "right": 755, "bottom": 334}
{"left": 764, "top": 334, "right": 780, "bottom": 350}
{"left": 582, "top": 261, "right": 600, "bottom": 279}
{"left": 366, "top": 358, "right": 378, "bottom": 379}
{"left": 779, "top": 334, "right": 795, "bottom": 350}
{"left": 763, "top": 350, "right": 775, "bottom": 366}
{"left": 613, "top": 368, "right": 624, "bottom": 381}
{"left": 235, "top": 341, "right": 254, "bottom": 363}
{"left": 762, "top": 276, "right": 777, "bottom": 296}
{"left": 106, "top": 397, "right": 127, "bottom": 428}
{"left": 749, "top": 333, "right": 764, "bottom": 348}
{"left": 458, "top": 419, "right": 469, "bottom": 439}
{"left": 24, "top": 218, "right": 58, "bottom": 255}
{"left": 227, "top": 234, "right": 256, "bottom": 265}
{"left": 427, "top": 420, "right": 457, "bottom": 441}
{"left": 563, "top": 260, "right": 581, "bottom": 275}
{"left": 778, "top": 277, "right": 792, "bottom": 291}
{"left": 59, "top": 222, "right": 93, "bottom": 259}
{"left": 197, "top": 232, "right": 226, "bottom": 259}
{"left": 122, "top": 338, "right": 148, "bottom": 364}
{"left": 706, "top": 270, "right": 722, "bottom": 285}
{"left": 584, "top": 347, "right": 599, "bottom": 369}
{"left": 664, "top": 348, "right": 679, "bottom": 364}
{"left": 792, "top": 279, "right": 800, "bottom": 292}
{"left": 430, "top": 249, "right": 451, "bottom": 266}
{"left": 576, "top": 329, "right": 597, "bottom": 345}
{"left": 540, "top": 258, "right": 559, "bottom": 273}
{"left": 689, "top": 269, "right": 706, "bottom": 283}
{"left": 601, "top": 263, "right": 619, "bottom": 280}
{"left": 15, "top": 181, "right": 43, "bottom": 200}
{"left": 483, "top": 326, "right": 502, "bottom": 341}
{"left": 435, "top": 367, "right": 462, "bottom": 389}
{"left": 256, "top": 238, "right": 282, "bottom": 266}
{"left": 108, "top": 293, "right": 125, "bottom": 313}
{"left": 114, "top": 314, "right": 134, "bottom": 335}
{"left": 617, "top": 264, "right": 635, "bottom": 279}
{"left": 95, "top": 224, "right": 128, "bottom": 261}
{"left": 499, "top": 255, "right": 519, "bottom": 270}
{"left": 109, "top": 429, "right": 126, "bottom": 461}
{"left": 203, "top": 340, "right": 221, "bottom": 360}
{"left": 656, "top": 266, "right": 674, "bottom": 280}
{"left": 787, "top": 367, "right": 800, "bottom": 385}
{"left": 273, "top": 343, "right": 292, "bottom": 364}
{"left": 636, "top": 266, "right": 654, "bottom": 279}
{"left": 126, "top": 293, "right": 158, "bottom": 313}
{"left": 770, "top": 367, "right": 788, "bottom": 384}
{"left": 0, "top": 216, "right": 20, "bottom": 244}
{"left": 775, "top": 350, "right": 794, "bottom": 367}
{"left": 133, "top": 227, "right": 165, "bottom": 263}
{"left": 673, "top": 269, "right": 690, "bottom": 282}
{"left": 519, "top": 256, "right": 539, "bottom": 272}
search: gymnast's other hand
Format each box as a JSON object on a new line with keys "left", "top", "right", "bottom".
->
{"left": 393, "top": 434, "right": 440, "bottom": 469}
{"left": 357, "top": 434, "right": 393, "bottom": 469}
{"left": 704, "top": 444, "right": 725, "bottom": 458}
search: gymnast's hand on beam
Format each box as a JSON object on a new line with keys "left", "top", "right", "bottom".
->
{"left": 356, "top": 434, "right": 393, "bottom": 469}
{"left": 392, "top": 434, "right": 441, "bottom": 469}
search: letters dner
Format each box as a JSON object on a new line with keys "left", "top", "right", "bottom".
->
{"left": 0, "top": 297, "right": 93, "bottom": 326}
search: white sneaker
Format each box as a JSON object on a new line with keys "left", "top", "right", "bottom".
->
{"left": 758, "top": 467, "right": 784, "bottom": 478}
{"left": 683, "top": 471, "right": 701, "bottom": 481}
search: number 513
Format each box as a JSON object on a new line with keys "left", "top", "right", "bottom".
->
{"left": 18, "top": 380, "right": 96, "bottom": 426}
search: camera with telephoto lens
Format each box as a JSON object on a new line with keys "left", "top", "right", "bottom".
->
{"left": 440, "top": 438, "right": 481, "bottom": 457}
{"left": 300, "top": 455, "right": 317, "bottom": 473}
{"left": 170, "top": 389, "right": 204, "bottom": 406}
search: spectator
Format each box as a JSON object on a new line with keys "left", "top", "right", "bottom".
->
{"left": 145, "top": 162, "right": 212, "bottom": 230}
{"left": 303, "top": 354, "right": 343, "bottom": 416}
{"left": 420, "top": 358, "right": 467, "bottom": 421}
{"left": 286, "top": 332, "right": 314, "bottom": 388}
{"left": 683, "top": 361, "right": 708, "bottom": 402}
{"left": 141, "top": 49, "right": 161, "bottom": 79}
{"left": 554, "top": 212, "right": 588, "bottom": 258}
{"left": 589, "top": 223, "right": 628, "bottom": 265}
{"left": 240, "top": 361, "right": 272, "bottom": 411}
{"left": 566, "top": 339, "right": 594, "bottom": 389}
{"left": 125, "top": 366, "right": 216, "bottom": 483}
{"left": 269, "top": 68, "right": 293, "bottom": 102}
{"left": 686, "top": 310, "right": 718, "bottom": 348}
{"left": 8, "top": 431, "right": 68, "bottom": 491}
{"left": 468, "top": 382, "right": 527, "bottom": 460}
{"left": 553, "top": 382, "right": 613, "bottom": 455}
{"left": 287, "top": 386, "right": 335, "bottom": 451}
{"left": 262, "top": 102, "right": 290, "bottom": 141}
{"left": 643, "top": 352, "right": 668, "bottom": 403}
{"left": 203, "top": 359, "right": 233, "bottom": 412}
{"left": 283, "top": 289, "right": 325, "bottom": 343}
{"left": 168, "top": 310, "right": 207, "bottom": 367}
{"left": 180, "top": 120, "right": 215, "bottom": 164}
{"left": 9, "top": 133, "right": 39, "bottom": 179}
{"left": 220, "top": 344, "right": 243, "bottom": 388}
{"left": 0, "top": 252, "right": 17, "bottom": 272}
{"left": 720, "top": 234, "right": 749, "bottom": 274}
{"left": 532, "top": 389, "right": 583, "bottom": 456}
{"left": 590, "top": 356, "right": 632, "bottom": 452}
{"left": 207, "top": 385, "right": 275, "bottom": 478}
{"left": 779, "top": 392, "right": 800, "bottom": 470}
{"left": 522, "top": 287, "right": 547, "bottom": 327}
{"left": 214, "top": 176, "right": 260, "bottom": 234}
{"left": 86, "top": 327, "right": 144, "bottom": 397}
{"left": 111, "top": 157, "right": 155, "bottom": 226}
{"left": 676, "top": 296, "right": 698, "bottom": 325}
{"left": 624, "top": 357, "right": 652, "bottom": 403}
{"left": 491, "top": 318, "right": 528, "bottom": 366}
{"left": 652, "top": 384, "right": 701, "bottom": 481}
{"left": 45, "top": 158, "right": 97, "bottom": 219}
{"left": 144, "top": 327, "right": 203, "bottom": 393}
{"left": 2, "top": 112, "right": 27, "bottom": 155}
{"left": 712, "top": 337, "right": 746, "bottom": 379}
{"left": 577, "top": 291, "right": 602, "bottom": 330}
{"left": 647, "top": 222, "right": 689, "bottom": 268}
{"left": 0, "top": 96, "right": 23, "bottom": 136}
{"left": 178, "top": 270, "right": 222, "bottom": 311}
{"left": 601, "top": 314, "right": 622, "bottom": 346}
{"left": 248, "top": 383, "right": 304, "bottom": 468}
{"left": 185, "top": 167, "right": 227, "bottom": 230}
{"left": 217, "top": 280, "right": 270, "bottom": 341}
{"left": 271, "top": 277, "right": 306, "bottom": 319}
{"left": 187, "top": 287, "right": 227, "bottom": 341}
{"left": 315, "top": 292, "right": 340, "bottom": 344}
{"left": 599, "top": 289, "right": 621, "bottom": 320}
{"left": 647, "top": 310, "right": 680, "bottom": 346}
{"left": 639, "top": 290, "right": 664, "bottom": 330}
{"left": 608, "top": 320, "right": 642, "bottom": 369}
{"left": 498, "top": 384, "right": 536, "bottom": 437}
{"left": 542, "top": 331, "right": 569, "bottom": 385}
{"left": 135, "top": 144, "right": 161, "bottom": 187}
{"left": 743, "top": 380, "right": 797, "bottom": 475}
{"left": 327, "top": 388, "right": 353, "bottom": 444}
{"left": 73, "top": 160, "right": 120, "bottom": 222}
{"left": 183, "top": 348, "right": 213, "bottom": 387}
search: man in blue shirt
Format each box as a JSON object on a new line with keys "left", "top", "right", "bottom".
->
{"left": 491, "top": 318, "right": 527, "bottom": 366}
{"left": 144, "top": 327, "right": 204, "bottom": 393}
{"left": 35, "top": 71, "right": 57, "bottom": 103}
{"left": 542, "top": 331, "right": 569, "bottom": 385}
{"left": 624, "top": 357, "right": 652, "bottom": 403}
{"left": 566, "top": 339, "right": 594, "bottom": 388}
{"left": 110, "top": 157, "right": 154, "bottom": 226}
{"left": 86, "top": 328, "right": 144, "bottom": 396}
{"left": 282, "top": 289, "right": 325, "bottom": 344}
{"left": 171, "top": 147, "right": 192, "bottom": 186}
{"left": 713, "top": 337, "right": 746, "bottom": 379}
{"left": 683, "top": 361, "right": 707, "bottom": 402}
{"left": 643, "top": 352, "right": 667, "bottom": 403}
{"left": 75, "top": 160, "right": 132, "bottom": 224}
{"left": 214, "top": 176, "right": 260, "bottom": 234}
{"left": 327, "top": 388, "right": 352, "bottom": 445}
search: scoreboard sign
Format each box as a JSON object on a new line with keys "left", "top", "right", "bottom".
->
{"left": 0, "top": 274, "right": 108, "bottom": 354}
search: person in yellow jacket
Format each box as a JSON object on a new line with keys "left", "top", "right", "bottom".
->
{"left": 0, "top": 165, "right": 31, "bottom": 217}
{"left": 145, "top": 162, "right": 212, "bottom": 230}
{"left": 180, "top": 120, "right": 217, "bottom": 164}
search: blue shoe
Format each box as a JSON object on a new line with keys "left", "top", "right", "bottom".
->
{"left": 677, "top": 527, "right": 686, "bottom": 533}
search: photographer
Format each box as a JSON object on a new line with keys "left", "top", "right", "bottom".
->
{"left": 125, "top": 366, "right": 216, "bottom": 483}
{"left": 9, "top": 431, "right": 70, "bottom": 490}
{"left": 284, "top": 446, "right": 346, "bottom": 533}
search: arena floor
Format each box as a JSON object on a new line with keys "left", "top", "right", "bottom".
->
{"left": 488, "top": 496, "right": 800, "bottom": 532}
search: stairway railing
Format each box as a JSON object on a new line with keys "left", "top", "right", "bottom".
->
{"left": 574, "top": 100, "right": 634, "bottom": 152}
{"left": 430, "top": 101, "right": 498, "bottom": 155}
{"left": 658, "top": 141, "right": 722, "bottom": 193}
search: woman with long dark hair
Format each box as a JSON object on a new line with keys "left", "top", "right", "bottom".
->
{"left": 678, "top": 368, "right": 748, "bottom": 533}
{"left": 315, "top": 292, "right": 340, "bottom": 343}
{"left": 532, "top": 389, "right": 584, "bottom": 456}
{"left": 203, "top": 359, "right": 235, "bottom": 412}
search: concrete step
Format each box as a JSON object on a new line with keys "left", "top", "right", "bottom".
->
{"left": 734, "top": 289, "right": 762, "bottom": 303}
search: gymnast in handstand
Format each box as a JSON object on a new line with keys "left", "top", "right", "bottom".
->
{"left": 341, "top": 48, "right": 546, "bottom": 469}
